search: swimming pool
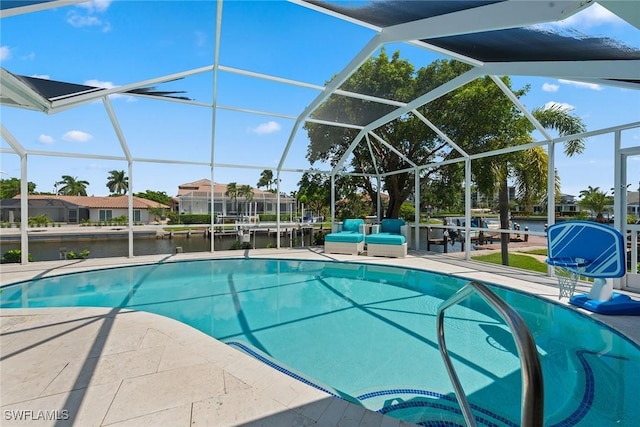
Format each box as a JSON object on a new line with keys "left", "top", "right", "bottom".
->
{"left": 1, "top": 258, "right": 638, "bottom": 426}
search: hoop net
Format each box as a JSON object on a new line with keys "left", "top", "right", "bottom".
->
{"left": 554, "top": 266, "right": 579, "bottom": 299}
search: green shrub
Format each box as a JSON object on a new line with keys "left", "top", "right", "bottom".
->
{"left": 313, "top": 231, "right": 325, "bottom": 245}
{"left": 112, "top": 215, "right": 128, "bottom": 225}
{"left": 399, "top": 202, "right": 415, "bottom": 222}
{"left": 230, "top": 240, "right": 251, "bottom": 250}
{"left": 167, "top": 213, "right": 217, "bottom": 225}
{"left": 28, "top": 214, "right": 51, "bottom": 227}
{"left": 2, "top": 249, "right": 33, "bottom": 263}
{"left": 66, "top": 249, "right": 90, "bottom": 260}
{"left": 258, "top": 214, "right": 292, "bottom": 222}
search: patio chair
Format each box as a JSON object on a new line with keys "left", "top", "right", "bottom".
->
{"left": 365, "top": 218, "right": 407, "bottom": 258}
{"left": 324, "top": 218, "right": 365, "bottom": 255}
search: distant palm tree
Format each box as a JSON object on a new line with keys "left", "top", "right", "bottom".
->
{"left": 56, "top": 175, "right": 90, "bottom": 196}
{"left": 257, "top": 170, "right": 274, "bottom": 191}
{"left": 225, "top": 182, "right": 238, "bottom": 214}
{"left": 579, "top": 186, "right": 612, "bottom": 221}
{"left": 106, "top": 170, "right": 128, "bottom": 195}
{"left": 239, "top": 185, "right": 254, "bottom": 216}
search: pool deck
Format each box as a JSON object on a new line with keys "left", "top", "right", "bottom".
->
{"left": 2, "top": 248, "right": 640, "bottom": 426}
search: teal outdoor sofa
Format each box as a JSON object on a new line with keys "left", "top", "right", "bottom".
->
{"left": 365, "top": 218, "right": 408, "bottom": 258}
{"left": 324, "top": 218, "right": 365, "bottom": 255}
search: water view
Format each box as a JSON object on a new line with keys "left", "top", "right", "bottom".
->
{"left": 0, "top": 219, "right": 548, "bottom": 262}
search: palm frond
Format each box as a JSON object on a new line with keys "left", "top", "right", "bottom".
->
{"left": 127, "top": 86, "right": 192, "bottom": 101}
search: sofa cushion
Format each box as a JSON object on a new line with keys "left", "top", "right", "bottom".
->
{"left": 381, "top": 218, "right": 405, "bottom": 234}
{"left": 342, "top": 218, "right": 364, "bottom": 233}
{"left": 366, "top": 233, "right": 406, "bottom": 245}
{"left": 325, "top": 232, "right": 364, "bottom": 243}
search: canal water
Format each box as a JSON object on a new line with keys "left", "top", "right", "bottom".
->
{"left": 1, "top": 219, "right": 547, "bottom": 263}
{"left": 1, "top": 230, "right": 319, "bottom": 262}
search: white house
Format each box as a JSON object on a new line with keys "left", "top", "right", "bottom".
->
{"left": 2, "top": 195, "right": 170, "bottom": 224}
{"left": 176, "top": 179, "right": 297, "bottom": 219}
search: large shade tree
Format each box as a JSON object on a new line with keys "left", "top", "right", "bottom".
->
{"left": 56, "top": 175, "right": 90, "bottom": 196}
{"left": 296, "top": 171, "right": 371, "bottom": 220}
{"left": 305, "top": 49, "right": 459, "bottom": 219}
{"left": 0, "top": 178, "right": 36, "bottom": 198}
{"left": 305, "top": 52, "right": 585, "bottom": 265}
{"left": 296, "top": 172, "right": 331, "bottom": 219}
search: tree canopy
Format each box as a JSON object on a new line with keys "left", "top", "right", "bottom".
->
{"left": 305, "top": 50, "right": 464, "bottom": 218}
{"left": 56, "top": 175, "right": 90, "bottom": 196}
{"left": 0, "top": 178, "right": 36, "bottom": 198}
{"left": 106, "top": 170, "right": 128, "bottom": 195}
{"left": 305, "top": 52, "right": 586, "bottom": 216}
{"left": 304, "top": 50, "right": 587, "bottom": 265}
{"left": 579, "top": 186, "right": 612, "bottom": 221}
{"left": 225, "top": 182, "right": 239, "bottom": 213}
{"left": 257, "top": 170, "right": 275, "bottom": 192}
{"left": 134, "top": 190, "right": 172, "bottom": 205}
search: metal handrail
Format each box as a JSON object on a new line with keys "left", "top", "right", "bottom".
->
{"left": 436, "top": 281, "right": 544, "bottom": 427}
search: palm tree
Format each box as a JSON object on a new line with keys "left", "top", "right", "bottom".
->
{"left": 579, "top": 186, "right": 612, "bottom": 222}
{"left": 106, "top": 170, "right": 128, "bottom": 195}
{"left": 475, "top": 104, "right": 586, "bottom": 265}
{"left": 56, "top": 175, "right": 90, "bottom": 196}
{"left": 225, "top": 182, "right": 238, "bottom": 214}
{"left": 257, "top": 170, "right": 274, "bottom": 191}
{"left": 239, "top": 185, "right": 254, "bottom": 217}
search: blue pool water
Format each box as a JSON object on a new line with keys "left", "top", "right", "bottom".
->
{"left": 2, "top": 259, "right": 639, "bottom": 426}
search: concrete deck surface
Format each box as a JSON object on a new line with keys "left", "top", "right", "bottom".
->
{"left": 2, "top": 248, "right": 639, "bottom": 426}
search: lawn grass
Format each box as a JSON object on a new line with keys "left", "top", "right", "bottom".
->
{"left": 471, "top": 252, "right": 548, "bottom": 273}
{"left": 163, "top": 226, "right": 209, "bottom": 231}
{"left": 522, "top": 248, "right": 548, "bottom": 256}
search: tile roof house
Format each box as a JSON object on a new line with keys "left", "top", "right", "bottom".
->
{"left": 1, "top": 195, "right": 170, "bottom": 224}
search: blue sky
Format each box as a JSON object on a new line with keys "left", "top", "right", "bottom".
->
{"left": 1, "top": 0, "right": 639, "bottom": 199}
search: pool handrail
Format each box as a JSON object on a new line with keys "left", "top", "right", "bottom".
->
{"left": 436, "top": 280, "right": 544, "bottom": 427}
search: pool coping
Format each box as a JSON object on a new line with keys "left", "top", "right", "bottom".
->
{"left": 2, "top": 248, "right": 640, "bottom": 426}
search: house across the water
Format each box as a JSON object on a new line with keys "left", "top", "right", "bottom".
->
{"left": 1, "top": 195, "right": 170, "bottom": 224}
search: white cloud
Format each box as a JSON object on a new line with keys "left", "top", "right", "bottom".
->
{"left": 85, "top": 79, "right": 115, "bottom": 89}
{"left": 21, "top": 52, "right": 36, "bottom": 61}
{"left": 38, "top": 134, "right": 54, "bottom": 144}
{"left": 557, "top": 3, "right": 622, "bottom": 29}
{"left": 0, "top": 46, "right": 11, "bottom": 61}
{"left": 251, "top": 121, "right": 281, "bottom": 135}
{"left": 62, "top": 130, "right": 93, "bottom": 142}
{"left": 84, "top": 79, "right": 126, "bottom": 99}
{"left": 31, "top": 74, "right": 50, "bottom": 80}
{"left": 77, "top": 0, "right": 112, "bottom": 13}
{"left": 67, "top": 14, "right": 102, "bottom": 28}
{"left": 542, "top": 101, "right": 575, "bottom": 112}
{"left": 67, "top": 1, "right": 112, "bottom": 31}
{"left": 542, "top": 83, "right": 559, "bottom": 92}
{"left": 558, "top": 79, "right": 603, "bottom": 91}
